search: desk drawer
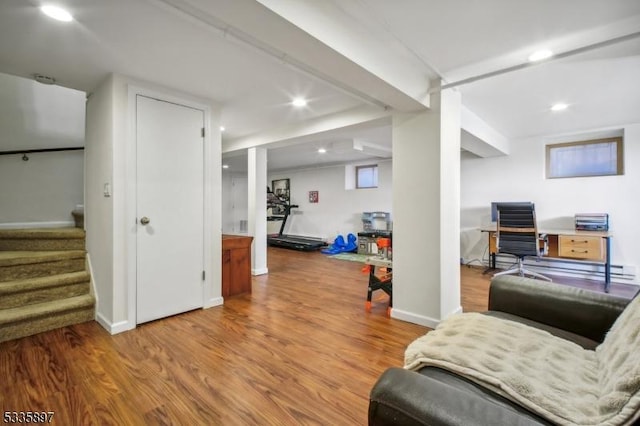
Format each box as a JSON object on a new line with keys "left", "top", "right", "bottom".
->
{"left": 559, "top": 235, "right": 604, "bottom": 260}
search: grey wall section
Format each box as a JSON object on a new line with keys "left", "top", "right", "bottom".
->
{"left": 0, "top": 151, "right": 84, "bottom": 225}
{"left": 0, "top": 72, "right": 85, "bottom": 226}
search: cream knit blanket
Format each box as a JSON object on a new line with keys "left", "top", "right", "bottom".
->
{"left": 405, "top": 296, "right": 640, "bottom": 425}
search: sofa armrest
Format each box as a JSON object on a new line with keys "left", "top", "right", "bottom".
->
{"left": 488, "top": 275, "right": 631, "bottom": 343}
{"left": 369, "top": 367, "right": 548, "bottom": 426}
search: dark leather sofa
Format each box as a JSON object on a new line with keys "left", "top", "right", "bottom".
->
{"left": 368, "top": 275, "right": 635, "bottom": 426}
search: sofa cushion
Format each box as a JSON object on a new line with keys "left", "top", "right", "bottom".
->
{"left": 406, "top": 312, "right": 614, "bottom": 425}
{"left": 489, "top": 275, "right": 631, "bottom": 343}
{"left": 596, "top": 293, "right": 640, "bottom": 422}
{"left": 484, "top": 311, "right": 599, "bottom": 350}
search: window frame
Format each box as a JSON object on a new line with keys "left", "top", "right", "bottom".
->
{"left": 355, "top": 164, "right": 378, "bottom": 189}
{"left": 545, "top": 137, "right": 623, "bottom": 179}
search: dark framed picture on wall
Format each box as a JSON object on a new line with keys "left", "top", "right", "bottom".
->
{"left": 271, "top": 178, "right": 290, "bottom": 204}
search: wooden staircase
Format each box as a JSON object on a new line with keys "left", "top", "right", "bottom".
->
{"left": 0, "top": 228, "right": 95, "bottom": 343}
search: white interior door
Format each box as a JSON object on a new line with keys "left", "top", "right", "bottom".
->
{"left": 136, "top": 95, "right": 204, "bottom": 324}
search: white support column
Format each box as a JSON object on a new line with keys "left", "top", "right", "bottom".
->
{"left": 439, "top": 88, "right": 462, "bottom": 319}
{"left": 248, "top": 147, "right": 268, "bottom": 275}
{"left": 391, "top": 85, "right": 461, "bottom": 328}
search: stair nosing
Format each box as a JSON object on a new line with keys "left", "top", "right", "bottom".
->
{"left": 0, "top": 227, "right": 85, "bottom": 240}
{"left": 0, "top": 250, "right": 86, "bottom": 267}
{"left": 0, "top": 294, "right": 95, "bottom": 325}
{"left": 0, "top": 271, "right": 90, "bottom": 294}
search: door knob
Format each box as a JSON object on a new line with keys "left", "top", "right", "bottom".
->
{"left": 140, "top": 216, "right": 150, "bottom": 225}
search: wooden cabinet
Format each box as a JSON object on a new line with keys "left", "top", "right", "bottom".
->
{"left": 222, "top": 234, "right": 253, "bottom": 298}
{"left": 558, "top": 235, "right": 604, "bottom": 261}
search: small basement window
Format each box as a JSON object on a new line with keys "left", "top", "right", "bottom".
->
{"left": 546, "top": 137, "right": 623, "bottom": 179}
{"left": 356, "top": 164, "right": 378, "bottom": 188}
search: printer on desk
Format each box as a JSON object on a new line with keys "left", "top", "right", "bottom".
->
{"left": 358, "top": 212, "right": 392, "bottom": 255}
{"left": 575, "top": 213, "right": 609, "bottom": 231}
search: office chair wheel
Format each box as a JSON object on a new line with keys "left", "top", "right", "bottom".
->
{"left": 365, "top": 301, "right": 372, "bottom": 312}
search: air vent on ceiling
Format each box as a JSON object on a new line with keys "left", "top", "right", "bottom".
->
{"left": 34, "top": 74, "right": 56, "bottom": 85}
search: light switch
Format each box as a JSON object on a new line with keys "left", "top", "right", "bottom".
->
{"left": 103, "top": 183, "right": 111, "bottom": 197}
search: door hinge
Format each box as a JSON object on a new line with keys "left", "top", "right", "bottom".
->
{"left": 201, "top": 127, "right": 205, "bottom": 137}
{"left": 202, "top": 270, "right": 206, "bottom": 280}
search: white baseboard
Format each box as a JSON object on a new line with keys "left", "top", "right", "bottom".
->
{"left": 0, "top": 221, "right": 75, "bottom": 229}
{"left": 204, "top": 296, "right": 224, "bottom": 308}
{"left": 96, "top": 312, "right": 134, "bottom": 335}
{"left": 444, "top": 305, "right": 463, "bottom": 319}
{"left": 252, "top": 267, "right": 268, "bottom": 276}
{"left": 493, "top": 255, "right": 639, "bottom": 285}
{"left": 391, "top": 309, "right": 441, "bottom": 329}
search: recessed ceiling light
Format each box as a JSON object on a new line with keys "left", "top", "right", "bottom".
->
{"left": 222, "top": 164, "right": 229, "bottom": 169}
{"left": 528, "top": 49, "right": 553, "bottom": 62}
{"left": 550, "top": 103, "right": 569, "bottom": 112}
{"left": 292, "top": 98, "right": 307, "bottom": 107}
{"left": 40, "top": 5, "right": 74, "bottom": 22}
{"left": 220, "top": 126, "right": 225, "bottom": 132}
{"left": 317, "top": 148, "right": 326, "bottom": 154}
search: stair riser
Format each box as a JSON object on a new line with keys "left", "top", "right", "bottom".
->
{"left": 0, "top": 307, "right": 94, "bottom": 343}
{"left": 0, "top": 259, "right": 85, "bottom": 282}
{"left": 0, "top": 239, "right": 85, "bottom": 251}
{"left": 0, "top": 281, "right": 90, "bottom": 310}
{"left": 0, "top": 227, "right": 94, "bottom": 343}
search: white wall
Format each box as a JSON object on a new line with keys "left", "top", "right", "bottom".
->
{"left": 0, "top": 73, "right": 85, "bottom": 226}
{"left": 86, "top": 73, "right": 223, "bottom": 333}
{"left": 0, "top": 73, "right": 85, "bottom": 150}
{"left": 391, "top": 86, "right": 461, "bottom": 328}
{"left": 221, "top": 171, "right": 248, "bottom": 234}
{"left": 268, "top": 159, "right": 392, "bottom": 240}
{"left": 85, "top": 75, "right": 115, "bottom": 323}
{"left": 461, "top": 123, "right": 640, "bottom": 283}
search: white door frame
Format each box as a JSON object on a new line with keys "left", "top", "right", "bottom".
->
{"left": 125, "top": 85, "right": 216, "bottom": 331}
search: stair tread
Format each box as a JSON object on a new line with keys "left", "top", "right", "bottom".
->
{"left": 0, "top": 271, "right": 90, "bottom": 294}
{"left": 0, "top": 294, "right": 95, "bottom": 325}
{"left": 0, "top": 250, "right": 86, "bottom": 267}
{"left": 0, "top": 227, "right": 85, "bottom": 240}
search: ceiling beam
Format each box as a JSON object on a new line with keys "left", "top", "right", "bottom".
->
{"left": 353, "top": 139, "right": 392, "bottom": 158}
{"left": 460, "top": 106, "right": 509, "bottom": 157}
{"left": 255, "top": 0, "right": 435, "bottom": 110}
{"left": 438, "top": 30, "right": 640, "bottom": 93}
{"left": 157, "top": 0, "right": 427, "bottom": 112}
{"left": 223, "top": 105, "right": 391, "bottom": 154}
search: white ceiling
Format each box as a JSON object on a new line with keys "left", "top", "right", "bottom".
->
{"left": 1, "top": 0, "right": 639, "bottom": 172}
{"left": 0, "top": 0, "right": 365, "bottom": 141}
{"left": 223, "top": 120, "right": 392, "bottom": 173}
{"left": 351, "top": 0, "right": 640, "bottom": 78}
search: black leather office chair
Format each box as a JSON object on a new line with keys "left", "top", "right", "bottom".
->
{"left": 494, "top": 202, "right": 552, "bottom": 281}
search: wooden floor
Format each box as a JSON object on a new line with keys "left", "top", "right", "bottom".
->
{"left": 460, "top": 263, "right": 639, "bottom": 312}
{"left": 1, "top": 249, "right": 636, "bottom": 425}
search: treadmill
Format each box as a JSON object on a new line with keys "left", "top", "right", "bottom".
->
{"left": 267, "top": 204, "right": 327, "bottom": 251}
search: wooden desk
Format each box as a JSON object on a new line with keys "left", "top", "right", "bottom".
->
{"left": 480, "top": 225, "right": 612, "bottom": 292}
{"left": 222, "top": 234, "right": 253, "bottom": 297}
